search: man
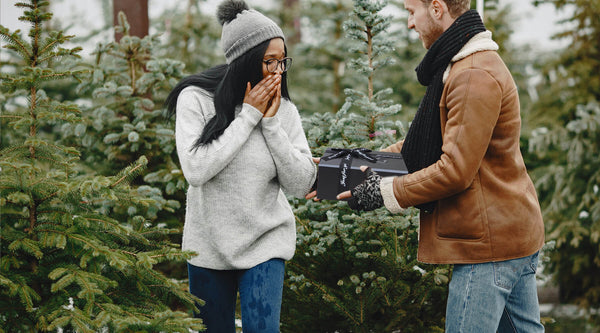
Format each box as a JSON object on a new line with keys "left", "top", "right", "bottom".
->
{"left": 337, "top": 0, "right": 546, "bottom": 331}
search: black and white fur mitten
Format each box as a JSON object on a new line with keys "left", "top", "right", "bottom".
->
{"left": 348, "top": 168, "right": 383, "bottom": 211}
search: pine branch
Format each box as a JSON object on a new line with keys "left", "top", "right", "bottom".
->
{"left": 37, "top": 31, "right": 76, "bottom": 58}
{"left": 0, "top": 26, "right": 33, "bottom": 61}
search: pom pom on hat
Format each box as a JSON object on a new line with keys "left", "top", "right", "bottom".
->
{"left": 217, "top": 0, "right": 285, "bottom": 64}
{"left": 217, "top": 0, "right": 249, "bottom": 25}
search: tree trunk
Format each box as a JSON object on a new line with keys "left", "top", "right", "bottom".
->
{"left": 282, "top": 0, "right": 301, "bottom": 45}
{"left": 113, "top": 0, "right": 149, "bottom": 41}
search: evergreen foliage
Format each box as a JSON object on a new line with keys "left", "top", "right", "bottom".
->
{"left": 62, "top": 12, "right": 191, "bottom": 281}
{"left": 530, "top": 0, "right": 600, "bottom": 128}
{"left": 529, "top": 102, "right": 600, "bottom": 322}
{"left": 281, "top": 1, "right": 448, "bottom": 331}
{"left": 153, "top": 1, "right": 223, "bottom": 75}
{"left": 6, "top": 0, "right": 598, "bottom": 331}
{"left": 289, "top": 0, "right": 426, "bottom": 119}
{"left": 374, "top": 0, "right": 426, "bottom": 123}
{"left": 526, "top": 0, "right": 600, "bottom": 325}
{"left": 289, "top": 0, "right": 357, "bottom": 114}
{"left": 69, "top": 12, "right": 187, "bottom": 228}
{"left": 0, "top": 1, "right": 204, "bottom": 331}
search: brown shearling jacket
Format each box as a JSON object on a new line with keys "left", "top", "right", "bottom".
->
{"left": 384, "top": 48, "right": 545, "bottom": 264}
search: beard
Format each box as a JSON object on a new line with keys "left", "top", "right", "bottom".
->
{"left": 420, "top": 13, "right": 445, "bottom": 49}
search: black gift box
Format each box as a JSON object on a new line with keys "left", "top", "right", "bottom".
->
{"left": 316, "top": 148, "right": 408, "bottom": 200}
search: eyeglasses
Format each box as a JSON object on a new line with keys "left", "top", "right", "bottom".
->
{"left": 263, "top": 57, "right": 293, "bottom": 73}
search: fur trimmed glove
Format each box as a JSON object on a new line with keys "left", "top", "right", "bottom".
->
{"left": 348, "top": 168, "right": 384, "bottom": 211}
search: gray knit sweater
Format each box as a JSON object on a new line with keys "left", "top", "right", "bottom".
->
{"left": 175, "top": 86, "right": 317, "bottom": 270}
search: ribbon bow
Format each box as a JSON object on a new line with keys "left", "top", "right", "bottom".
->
{"left": 322, "top": 148, "right": 377, "bottom": 162}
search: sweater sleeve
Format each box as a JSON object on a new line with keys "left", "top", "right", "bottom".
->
{"left": 175, "top": 88, "right": 263, "bottom": 187}
{"left": 260, "top": 101, "right": 317, "bottom": 198}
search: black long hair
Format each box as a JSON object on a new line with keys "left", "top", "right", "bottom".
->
{"left": 165, "top": 39, "right": 291, "bottom": 150}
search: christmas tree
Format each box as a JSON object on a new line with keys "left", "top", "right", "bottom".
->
{"left": 282, "top": 1, "right": 448, "bottom": 331}
{"left": 0, "top": 1, "right": 204, "bottom": 331}
{"left": 70, "top": 12, "right": 188, "bottom": 231}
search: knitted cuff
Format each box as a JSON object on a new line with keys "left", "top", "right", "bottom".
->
{"left": 381, "top": 177, "right": 404, "bottom": 214}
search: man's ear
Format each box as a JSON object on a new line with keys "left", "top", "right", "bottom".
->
{"left": 429, "top": 0, "right": 447, "bottom": 20}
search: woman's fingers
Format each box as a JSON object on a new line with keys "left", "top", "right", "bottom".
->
{"left": 243, "top": 75, "right": 281, "bottom": 113}
{"left": 244, "top": 82, "right": 251, "bottom": 99}
{"left": 253, "top": 75, "right": 279, "bottom": 94}
{"left": 264, "top": 81, "right": 281, "bottom": 118}
{"left": 337, "top": 190, "right": 352, "bottom": 200}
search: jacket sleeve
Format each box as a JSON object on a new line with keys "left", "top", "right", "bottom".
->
{"left": 382, "top": 139, "right": 404, "bottom": 153}
{"left": 391, "top": 67, "right": 502, "bottom": 208}
{"left": 260, "top": 101, "right": 317, "bottom": 198}
{"left": 175, "top": 88, "right": 263, "bottom": 187}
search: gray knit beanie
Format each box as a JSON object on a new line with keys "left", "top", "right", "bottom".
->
{"left": 217, "top": 0, "right": 285, "bottom": 64}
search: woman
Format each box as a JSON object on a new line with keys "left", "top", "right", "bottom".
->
{"left": 165, "top": 1, "right": 316, "bottom": 332}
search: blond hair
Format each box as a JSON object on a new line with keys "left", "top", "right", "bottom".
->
{"left": 420, "top": 0, "right": 471, "bottom": 18}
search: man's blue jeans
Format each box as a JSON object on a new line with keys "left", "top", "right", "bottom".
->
{"left": 188, "top": 258, "right": 285, "bottom": 333}
{"left": 445, "top": 251, "right": 545, "bottom": 332}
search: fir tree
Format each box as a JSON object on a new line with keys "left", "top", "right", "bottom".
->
{"left": 58, "top": 11, "right": 191, "bottom": 282}
{"left": 282, "top": 1, "right": 448, "bottom": 331}
{"left": 529, "top": 0, "right": 600, "bottom": 128}
{"left": 0, "top": 1, "right": 204, "bottom": 331}
{"left": 153, "top": 0, "right": 223, "bottom": 75}
{"left": 526, "top": 0, "right": 600, "bottom": 325}
{"left": 288, "top": 0, "right": 356, "bottom": 114}
{"left": 68, "top": 12, "right": 187, "bottom": 229}
{"left": 530, "top": 102, "right": 600, "bottom": 322}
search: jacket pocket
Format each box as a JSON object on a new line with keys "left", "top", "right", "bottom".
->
{"left": 435, "top": 176, "right": 486, "bottom": 240}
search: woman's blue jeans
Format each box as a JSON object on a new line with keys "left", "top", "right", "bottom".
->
{"left": 187, "top": 258, "right": 284, "bottom": 333}
{"left": 445, "top": 251, "right": 545, "bottom": 332}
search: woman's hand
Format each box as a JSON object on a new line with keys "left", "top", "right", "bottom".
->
{"left": 243, "top": 74, "right": 281, "bottom": 115}
{"left": 305, "top": 157, "right": 321, "bottom": 200}
{"left": 263, "top": 81, "right": 281, "bottom": 118}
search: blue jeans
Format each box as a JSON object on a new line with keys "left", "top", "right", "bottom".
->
{"left": 446, "top": 252, "right": 544, "bottom": 332}
{"left": 188, "top": 259, "right": 285, "bottom": 333}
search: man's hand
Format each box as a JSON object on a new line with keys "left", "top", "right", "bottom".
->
{"left": 338, "top": 166, "right": 383, "bottom": 211}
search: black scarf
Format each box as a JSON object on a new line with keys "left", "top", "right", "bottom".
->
{"left": 401, "top": 10, "right": 486, "bottom": 213}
